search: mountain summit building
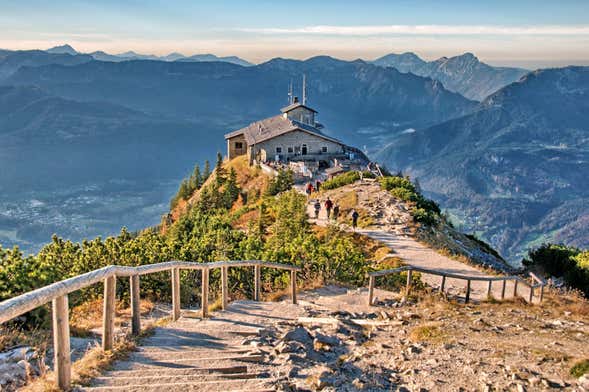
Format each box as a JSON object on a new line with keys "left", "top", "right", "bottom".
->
{"left": 225, "top": 97, "right": 364, "bottom": 166}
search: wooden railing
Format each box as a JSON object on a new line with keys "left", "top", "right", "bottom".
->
{"left": 367, "top": 265, "right": 546, "bottom": 306}
{"left": 0, "top": 260, "right": 301, "bottom": 390}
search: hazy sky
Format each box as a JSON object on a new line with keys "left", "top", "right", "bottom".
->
{"left": 2, "top": 0, "right": 589, "bottom": 68}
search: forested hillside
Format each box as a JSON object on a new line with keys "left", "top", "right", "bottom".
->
{"left": 0, "top": 157, "right": 377, "bottom": 327}
{"left": 376, "top": 66, "right": 589, "bottom": 262}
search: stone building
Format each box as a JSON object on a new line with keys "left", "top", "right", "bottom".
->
{"left": 225, "top": 97, "right": 363, "bottom": 165}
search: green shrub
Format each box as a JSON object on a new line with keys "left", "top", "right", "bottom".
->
{"left": 361, "top": 171, "right": 376, "bottom": 179}
{"left": 570, "top": 359, "right": 589, "bottom": 378}
{"left": 411, "top": 207, "right": 437, "bottom": 225}
{"left": 379, "top": 176, "right": 441, "bottom": 225}
{"left": 265, "top": 169, "right": 294, "bottom": 196}
{"left": 321, "top": 171, "right": 360, "bottom": 190}
{"left": 524, "top": 244, "right": 589, "bottom": 296}
{"left": 379, "top": 176, "right": 415, "bottom": 192}
{"left": 390, "top": 187, "right": 417, "bottom": 202}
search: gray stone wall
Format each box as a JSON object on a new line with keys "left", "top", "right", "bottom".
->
{"left": 252, "top": 130, "right": 344, "bottom": 162}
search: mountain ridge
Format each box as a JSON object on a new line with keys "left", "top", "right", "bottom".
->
{"left": 375, "top": 65, "right": 589, "bottom": 262}
{"left": 373, "top": 52, "right": 529, "bottom": 101}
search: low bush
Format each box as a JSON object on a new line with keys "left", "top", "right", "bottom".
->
{"left": 411, "top": 207, "right": 437, "bottom": 226}
{"left": 321, "top": 171, "right": 360, "bottom": 190}
{"left": 265, "top": 169, "right": 294, "bottom": 196}
{"left": 379, "top": 176, "right": 415, "bottom": 192}
{"left": 523, "top": 244, "right": 589, "bottom": 297}
{"left": 379, "top": 176, "right": 441, "bottom": 225}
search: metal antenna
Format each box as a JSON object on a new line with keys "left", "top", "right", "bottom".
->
{"left": 288, "top": 79, "right": 293, "bottom": 104}
{"left": 302, "top": 74, "right": 307, "bottom": 105}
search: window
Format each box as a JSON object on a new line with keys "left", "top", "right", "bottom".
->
{"left": 321, "top": 146, "right": 328, "bottom": 153}
{"left": 276, "top": 147, "right": 282, "bottom": 154}
{"left": 234, "top": 142, "right": 243, "bottom": 149}
{"left": 287, "top": 146, "right": 294, "bottom": 153}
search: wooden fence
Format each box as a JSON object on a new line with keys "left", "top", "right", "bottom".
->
{"left": 367, "top": 265, "right": 546, "bottom": 306}
{"left": 0, "top": 260, "right": 301, "bottom": 390}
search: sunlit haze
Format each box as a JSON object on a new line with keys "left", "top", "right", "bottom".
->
{"left": 2, "top": 0, "right": 589, "bottom": 68}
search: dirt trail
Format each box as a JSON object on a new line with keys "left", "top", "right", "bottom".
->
{"left": 304, "top": 183, "right": 532, "bottom": 303}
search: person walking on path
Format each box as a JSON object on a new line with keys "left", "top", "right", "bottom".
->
{"left": 313, "top": 200, "right": 321, "bottom": 219}
{"left": 325, "top": 198, "right": 333, "bottom": 219}
{"left": 332, "top": 204, "right": 340, "bottom": 221}
{"left": 305, "top": 182, "right": 313, "bottom": 197}
{"left": 351, "top": 209, "right": 359, "bottom": 231}
{"left": 315, "top": 180, "right": 322, "bottom": 192}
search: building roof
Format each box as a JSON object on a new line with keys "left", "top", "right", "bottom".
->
{"left": 280, "top": 102, "right": 318, "bottom": 113}
{"left": 224, "top": 114, "right": 344, "bottom": 146}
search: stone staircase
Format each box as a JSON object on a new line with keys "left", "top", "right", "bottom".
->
{"left": 79, "top": 300, "right": 303, "bottom": 391}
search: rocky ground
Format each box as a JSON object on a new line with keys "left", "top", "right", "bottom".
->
{"left": 250, "top": 286, "right": 589, "bottom": 391}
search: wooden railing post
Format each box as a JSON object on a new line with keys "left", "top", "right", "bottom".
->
{"left": 539, "top": 284, "right": 545, "bottom": 303}
{"left": 528, "top": 285, "right": 534, "bottom": 303}
{"left": 513, "top": 279, "right": 519, "bottom": 298}
{"left": 130, "top": 275, "right": 140, "bottom": 335}
{"left": 52, "top": 295, "right": 71, "bottom": 390}
{"left": 440, "top": 275, "right": 446, "bottom": 293}
{"left": 368, "top": 275, "right": 375, "bottom": 306}
{"left": 254, "top": 265, "right": 261, "bottom": 301}
{"left": 465, "top": 280, "right": 471, "bottom": 303}
{"left": 201, "top": 268, "right": 209, "bottom": 318}
{"left": 501, "top": 280, "right": 506, "bottom": 300}
{"left": 405, "top": 270, "right": 413, "bottom": 296}
{"left": 291, "top": 270, "right": 297, "bottom": 304}
{"left": 221, "top": 266, "right": 228, "bottom": 310}
{"left": 102, "top": 275, "right": 116, "bottom": 351}
{"left": 487, "top": 280, "right": 492, "bottom": 298}
{"left": 171, "top": 268, "right": 181, "bottom": 321}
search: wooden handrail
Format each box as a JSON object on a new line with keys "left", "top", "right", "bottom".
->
{"left": 367, "top": 265, "right": 546, "bottom": 306}
{"left": 0, "top": 260, "right": 301, "bottom": 390}
{"left": 0, "top": 260, "right": 301, "bottom": 324}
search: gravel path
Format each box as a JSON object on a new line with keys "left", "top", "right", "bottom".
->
{"left": 305, "top": 193, "right": 532, "bottom": 303}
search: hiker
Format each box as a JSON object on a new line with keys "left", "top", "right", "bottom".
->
{"left": 351, "top": 209, "right": 359, "bottom": 231}
{"left": 316, "top": 180, "right": 321, "bottom": 192}
{"left": 313, "top": 200, "right": 321, "bottom": 219}
{"left": 325, "top": 197, "right": 333, "bottom": 219}
{"left": 305, "top": 182, "right": 313, "bottom": 196}
{"left": 332, "top": 204, "right": 340, "bottom": 221}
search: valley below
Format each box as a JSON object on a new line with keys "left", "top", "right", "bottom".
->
{"left": 0, "top": 179, "right": 178, "bottom": 254}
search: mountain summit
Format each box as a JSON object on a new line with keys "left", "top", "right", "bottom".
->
{"left": 46, "top": 44, "right": 78, "bottom": 55}
{"left": 373, "top": 52, "right": 528, "bottom": 100}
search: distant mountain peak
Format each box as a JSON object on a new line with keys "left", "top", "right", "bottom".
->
{"left": 373, "top": 51, "right": 528, "bottom": 101}
{"left": 46, "top": 44, "right": 78, "bottom": 55}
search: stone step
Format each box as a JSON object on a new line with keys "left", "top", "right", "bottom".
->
{"left": 110, "top": 355, "right": 266, "bottom": 371}
{"left": 131, "top": 347, "right": 253, "bottom": 359}
{"left": 104, "top": 365, "right": 249, "bottom": 378}
{"left": 127, "top": 351, "right": 263, "bottom": 363}
{"left": 81, "top": 378, "right": 276, "bottom": 392}
{"left": 91, "top": 371, "right": 268, "bottom": 387}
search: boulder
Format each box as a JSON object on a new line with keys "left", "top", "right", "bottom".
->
{"left": 282, "top": 327, "right": 313, "bottom": 345}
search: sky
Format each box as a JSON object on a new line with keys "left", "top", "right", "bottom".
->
{"left": 1, "top": 0, "right": 589, "bottom": 68}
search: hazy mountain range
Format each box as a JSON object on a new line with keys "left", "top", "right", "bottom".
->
{"left": 376, "top": 66, "right": 589, "bottom": 262}
{"left": 0, "top": 50, "right": 474, "bottom": 253}
{"left": 45, "top": 44, "right": 254, "bottom": 67}
{"left": 373, "top": 52, "right": 529, "bottom": 101}
{"left": 0, "top": 45, "right": 586, "bottom": 263}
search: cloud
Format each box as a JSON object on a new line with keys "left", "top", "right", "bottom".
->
{"left": 239, "top": 25, "right": 589, "bottom": 36}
